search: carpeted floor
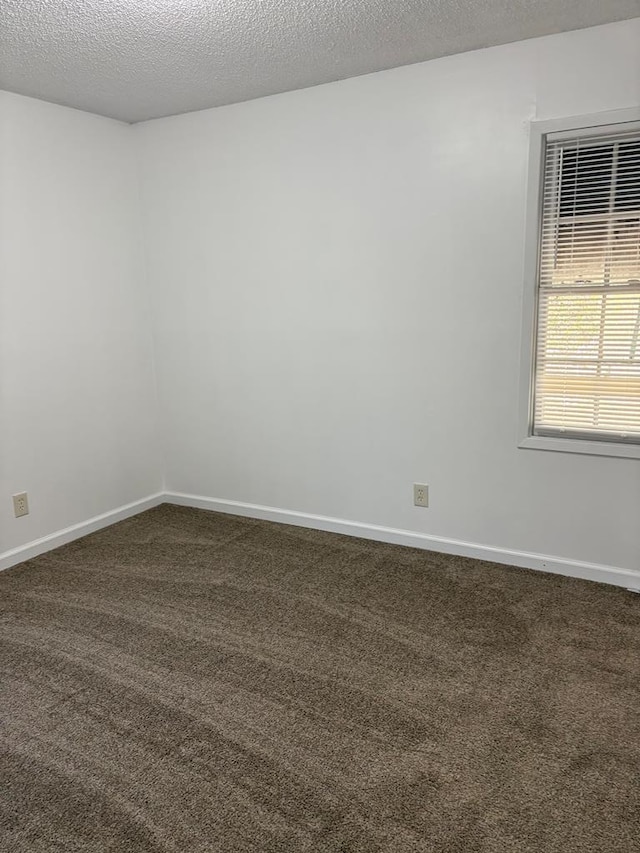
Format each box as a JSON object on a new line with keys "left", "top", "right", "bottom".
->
{"left": 1, "top": 504, "right": 639, "bottom": 852}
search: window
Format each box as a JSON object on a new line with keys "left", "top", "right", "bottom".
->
{"left": 520, "top": 111, "right": 640, "bottom": 459}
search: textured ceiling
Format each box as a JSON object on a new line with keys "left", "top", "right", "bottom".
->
{"left": 1, "top": 1, "right": 639, "bottom": 123}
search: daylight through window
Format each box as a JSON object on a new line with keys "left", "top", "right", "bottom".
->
{"left": 533, "top": 126, "right": 640, "bottom": 443}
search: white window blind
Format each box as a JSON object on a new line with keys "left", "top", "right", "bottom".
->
{"left": 533, "top": 126, "right": 640, "bottom": 443}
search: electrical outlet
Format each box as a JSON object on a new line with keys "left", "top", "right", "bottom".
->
{"left": 413, "top": 484, "right": 428, "bottom": 507}
{"left": 12, "top": 492, "right": 29, "bottom": 518}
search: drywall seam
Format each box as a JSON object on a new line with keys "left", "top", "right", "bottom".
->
{"left": 131, "top": 125, "right": 167, "bottom": 492}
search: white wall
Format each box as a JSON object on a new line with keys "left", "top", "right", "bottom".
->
{"left": 0, "top": 93, "right": 161, "bottom": 554}
{"left": 136, "top": 19, "right": 640, "bottom": 573}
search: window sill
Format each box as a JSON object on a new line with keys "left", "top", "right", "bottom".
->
{"left": 519, "top": 434, "right": 640, "bottom": 460}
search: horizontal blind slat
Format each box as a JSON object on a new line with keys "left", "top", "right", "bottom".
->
{"left": 532, "top": 126, "right": 640, "bottom": 441}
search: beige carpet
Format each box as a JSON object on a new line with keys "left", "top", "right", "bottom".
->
{"left": 1, "top": 504, "right": 639, "bottom": 852}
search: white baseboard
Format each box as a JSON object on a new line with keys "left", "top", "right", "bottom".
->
{"left": 0, "top": 493, "right": 165, "bottom": 572}
{"left": 165, "top": 491, "right": 640, "bottom": 591}
{"left": 3, "top": 489, "right": 638, "bottom": 592}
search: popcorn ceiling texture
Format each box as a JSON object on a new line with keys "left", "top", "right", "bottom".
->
{"left": 1, "top": 0, "right": 639, "bottom": 122}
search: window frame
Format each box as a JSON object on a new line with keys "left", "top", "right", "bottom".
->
{"left": 518, "top": 108, "right": 640, "bottom": 460}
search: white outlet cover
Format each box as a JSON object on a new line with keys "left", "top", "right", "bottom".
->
{"left": 12, "top": 492, "right": 29, "bottom": 518}
{"left": 413, "top": 484, "right": 429, "bottom": 507}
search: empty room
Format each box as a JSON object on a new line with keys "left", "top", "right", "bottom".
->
{"left": 1, "top": 1, "right": 639, "bottom": 851}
